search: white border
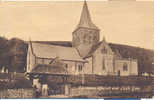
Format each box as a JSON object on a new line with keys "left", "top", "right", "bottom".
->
{"left": 0, "top": 0, "right": 154, "bottom": 1}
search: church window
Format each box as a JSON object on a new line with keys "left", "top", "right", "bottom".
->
{"left": 93, "top": 37, "right": 95, "bottom": 40}
{"left": 93, "top": 36, "right": 96, "bottom": 41}
{"left": 88, "top": 36, "right": 92, "bottom": 43}
{"left": 83, "top": 35, "right": 87, "bottom": 43}
{"left": 101, "top": 47, "right": 107, "bottom": 54}
{"left": 102, "top": 59, "right": 105, "bottom": 70}
{"left": 75, "top": 63, "right": 77, "bottom": 70}
{"left": 78, "top": 65, "right": 82, "bottom": 72}
{"left": 123, "top": 63, "right": 128, "bottom": 71}
{"left": 76, "top": 36, "right": 80, "bottom": 43}
{"left": 65, "top": 64, "right": 68, "bottom": 69}
{"left": 65, "top": 64, "right": 68, "bottom": 72}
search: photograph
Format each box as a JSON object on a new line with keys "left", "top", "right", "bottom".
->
{"left": 0, "top": 0, "right": 153, "bottom": 98}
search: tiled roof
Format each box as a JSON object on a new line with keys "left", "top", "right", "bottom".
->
{"left": 84, "top": 39, "right": 119, "bottom": 58}
{"left": 32, "top": 41, "right": 72, "bottom": 47}
{"left": 31, "top": 41, "right": 137, "bottom": 60}
{"left": 85, "top": 42, "right": 102, "bottom": 58}
{"left": 31, "top": 41, "right": 122, "bottom": 59}
{"left": 30, "top": 42, "right": 86, "bottom": 62}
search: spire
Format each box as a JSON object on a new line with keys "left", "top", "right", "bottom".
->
{"left": 77, "top": 1, "right": 99, "bottom": 30}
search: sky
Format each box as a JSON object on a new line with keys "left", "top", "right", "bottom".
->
{"left": 0, "top": 1, "right": 154, "bottom": 49}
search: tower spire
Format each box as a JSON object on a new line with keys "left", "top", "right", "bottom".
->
{"left": 77, "top": 1, "right": 99, "bottom": 30}
{"left": 72, "top": 1, "right": 100, "bottom": 57}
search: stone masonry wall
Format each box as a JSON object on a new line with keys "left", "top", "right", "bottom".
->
{"left": 0, "top": 88, "right": 35, "bottom": 98}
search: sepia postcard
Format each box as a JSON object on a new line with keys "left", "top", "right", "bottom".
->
{"left": 0, "top": 0, "right": 154, "bottom": 98}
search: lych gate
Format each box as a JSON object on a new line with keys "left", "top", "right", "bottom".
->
{"left": 28, "top": 73, "right": 70, "bottom": 97}
{"left": 27, "top": 71, "right": 154, "bottom": 98}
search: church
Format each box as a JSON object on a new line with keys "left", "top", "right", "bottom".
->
{"left": 26, "top": 1, "right": 138, "bottom": 96}
{"left": 27, "top": 1, "right": 138, "bottom": 76}
{"left": 27, "top": 2, "right": 138, "bottom": 76}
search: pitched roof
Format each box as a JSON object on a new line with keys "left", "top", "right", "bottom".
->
{"left": 30, "top": 41, "right": 134, "bottom": 60}
{"left": 31, "top": 64, "right": 67, "bottom": 75}
{"left": 33, "top": 41, "right": 72, "bottom": 47}
{"left": 76, "top": 1, "right": 99, "bottom": 30}
{"left": 84, "top": 42, "right": 102, "bottom": 58}
{"left": 30, "top": 42, "right": 85, "bottom": 62}
{"left": 84, "top": 39, "right": 120, "bottom": 58}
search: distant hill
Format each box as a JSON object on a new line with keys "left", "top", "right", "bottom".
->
{"left": 0, "top": 37, "right": 154, "bottom": 75}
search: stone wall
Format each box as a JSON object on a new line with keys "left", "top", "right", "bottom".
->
{"left": 72, "top": 28, "right": 99, "bottom": 57}
{"left": 84, "top": 57, "right": 92, "bottom": 74}
{"left": 93, "top": 49, "right": 114, "bottom": 75}
{"left": 70, "top": 85, "right": 151, "bottom": 97}
{"left": 115, "top": 58, "right": 138, "bottom": 76}
{"left": 0, "top": 88, "right": 35, "bottom": 98}
{"left": 70, "top": 86, "right": 99, "bottom": 96}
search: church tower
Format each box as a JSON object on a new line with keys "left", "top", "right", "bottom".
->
{"left": 72, "top": 1, "right": 100, "bottom": 57}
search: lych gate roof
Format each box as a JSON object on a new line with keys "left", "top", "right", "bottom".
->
{"left": 31, "top": 64, "right": 67, "bottom": 75}
{"left": 76, "top": 1, "right": 99, "bottom": 30}
{"left": 30, "top": 42, "right": 85, "bottom": 62}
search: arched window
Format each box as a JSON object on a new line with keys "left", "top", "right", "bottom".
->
{"left": 78, "top": 65, "right": 82, "bottom": 72}
{"left": 65, "top": 64, "right": 68, "bottom": 69}
{"left": 123, "top": 63, "right": 128, "bottom": 71}
{"left": 76, "top": 36, "right": 80, "bottom": 42}
{"left": 83, "top": 35, "right": 87, "bottom": 43}
{"left": 93, "top": 35, "right": 97, "bottom": 42}
{"left": 101, "top": 47, "right": 107, "bottom": 54}
{"left": 102, "top": 59, "right": 105, "bottom": 70}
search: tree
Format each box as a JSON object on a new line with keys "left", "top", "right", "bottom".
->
{"left": 7, "top": 38, "right": 28, "bottom": 72}
{"left": 0, "top": 37, "right": 9, "bottom": 71}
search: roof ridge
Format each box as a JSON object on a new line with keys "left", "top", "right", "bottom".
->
{"left": 29, "top": 42, "right": 87, "bottom": 62}
{"left": 32, "top": 42, "right": 75, "bottom": 49}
